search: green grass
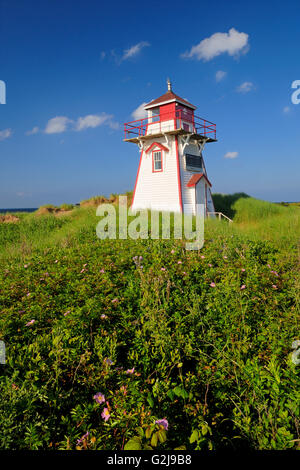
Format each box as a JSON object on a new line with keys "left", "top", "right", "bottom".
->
{"left": 0, "top": 196, "right": 299, "bottom": 450}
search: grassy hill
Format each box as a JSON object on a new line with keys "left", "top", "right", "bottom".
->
{"left": 0, "top": 196, "right": 299, "bottom": 450}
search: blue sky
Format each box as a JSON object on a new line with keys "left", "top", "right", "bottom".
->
{"left": 0, "top": 0, "right": 300, "bottom": 208}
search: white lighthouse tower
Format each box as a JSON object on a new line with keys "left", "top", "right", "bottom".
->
{"left": 124, "top": 80, "right": 216, "bottom": 215}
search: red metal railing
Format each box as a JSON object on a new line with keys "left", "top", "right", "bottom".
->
{"left": 124, "top": 109, "right": 216, "bottom": 140}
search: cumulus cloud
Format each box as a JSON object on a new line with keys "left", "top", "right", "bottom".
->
{"left": 121, "top": 41, "right": 150, "bottom": 61}
{"left": 75, "top": 113, "right": 118, "bottom": 131}
{"left": 216, "top": 70, "right": 227, "bottom": 82}
{"left": 181, "top": 28, "right": 249, "bottom": 61}
{"left": 131, "top": 102, "right": 148, "bottom": 120}
{"left": 224, "top": 151, "right": 239, "bottom": 159}
{"left": 236, "top": 81, "right": 255, "bottom": 93}
{"left": 0, "top": 128, "right": 12, "bottom": 141}
{"left": 44, "top": 113, "right": 118, "bottom": 135}
{"left": 26, "top": 126, "right": 39, "bottom": 136}
{"left": 76, "top": 114, "right": 109, "bottom": 131}
{"left": 44, "top": 116, "right": 72, "bottom": 134}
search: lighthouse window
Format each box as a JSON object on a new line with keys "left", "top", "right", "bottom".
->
{"left": 150, "top": 107, "right": 160, "bottom": 122}
{"left": 185, "top": 154, "right": 203, "bottom": 171}
{"left": 153, "top": 151, "right": 162, "bottom": 172}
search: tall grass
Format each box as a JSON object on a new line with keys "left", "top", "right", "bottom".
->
{"left": 0, "top": 196, "right": 299, "bottom": 262}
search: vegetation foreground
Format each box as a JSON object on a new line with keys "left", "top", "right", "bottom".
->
{"left": 0, "top": 195, "right": 299, "bottom": 450}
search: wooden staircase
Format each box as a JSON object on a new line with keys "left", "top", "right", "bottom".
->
{"left": 207, "top": 212, "right": 233, "bottom": 222}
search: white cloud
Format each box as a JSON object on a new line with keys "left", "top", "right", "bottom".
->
{"left": 44, "top": 113, "right": 119, "bottom": 135}
{"left": 76, "top": 114, "right": 109, "bottom": 131}
{"left": 44, "top": 116, "right": 72, "bottom": 134}
{"left": 131, "top": 102, "right": 148, "bottom": 120}
{"left": 283, "top": 106, "right": 291, "bottom": 114}
{"left": 121, "top": 41, "right": 150, "bottom": 61}
{"left": 216, "top": 70, "right": 227, "bottom": 82}
{"left": 224, "top": 151, "right": 239, "bottom": 159}
{"left": 182, "top": 28, "right": 249, "bottom": 61}
{"left": 75, "top": 113, "right": 118, "bottom": 131}
{"left": 236, "top": 81, "right": 255, "bottom": 93}
{"left": 0, "top": 128, "right": 12, "bottom": 141}
{"left": 26, "top": 126, "right": 39, "bottom": 135}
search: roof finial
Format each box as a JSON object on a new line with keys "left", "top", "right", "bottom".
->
{"left": 167, "top": 78, "right": 172, "bottom": 92}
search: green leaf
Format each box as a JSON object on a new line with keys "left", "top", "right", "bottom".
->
{"left": 124, "top": 437, "right": 142, "bottom": 450}
{"left": 190, "top": 430, "right": 199, "bottom": 443}
{"left": 147, "top": 394, "right": 154, "bottom": 408}
{"left": 157, "top": 429, "right": 167, "bottom": 444}
{"left": 145, "top": 426, "right": 153, "bottom": 439}
{"left": 151, "top": 432, "right": 158, "bottom": 447}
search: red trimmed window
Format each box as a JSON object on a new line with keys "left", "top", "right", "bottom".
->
{"left": 152, "top": 150, "right": 163, "bottom": 172}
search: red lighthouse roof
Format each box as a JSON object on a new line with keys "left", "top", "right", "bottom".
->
{"left": 144, "top": 80, "right": 196, "bottom": 110}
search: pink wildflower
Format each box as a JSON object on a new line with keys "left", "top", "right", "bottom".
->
{"left": 155, "top": 419, "right": 169, "bottom": 430}
{"left": 210, "top": 282, "right": 216, "bottom": 288}
{"left": 126, "top": 367, "right": 135, "bottom": 374}
{"left": 93, "top": 392, "right": 105, "bottom": 404}
{"left": 208, "top": 263, "right": 212, "bottom": 267}
{"left": 99, "top": 269, "right": 105, "bottom": 273}
{"left": 161, "top": 267, "right": 166, "bottom": 271}
{"left": 101, "top": 314, "right": 107, "bottom": 320}
{"left": 111, "top": 298, "right": 118, "bottom": 304}
{"left": 77, "top": 431, "right": 89, "bottom": 445}
{"left": 201, "top": 255, "right": 205, "bottom": 259}
{"left": 26, "top": 319, "right": 35, "bottom": 326}
{"left": 101, "top": 408, "right": 110, "bottom": 422}
{"left": 241, "top": 285, "right": 246, "bottom": 290}
{"left": 171, "top": 250, "right": 175, "bottom": 254}
{"left": 241, "top": 268, "right": 246, "bottom": 272}
{"left": 178, "top": 261, "right": 182, "bottom": 264}
{"left": 272, "top": 284, "right": 278, "bottom": 289}
{"left": 64, "top": 310, "right": 71, "bottom": 316}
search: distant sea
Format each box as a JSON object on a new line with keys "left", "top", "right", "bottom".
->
{"left": 0, "top": 208, "right": 37, "bottom": 213}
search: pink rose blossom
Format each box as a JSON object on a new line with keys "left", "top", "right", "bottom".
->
{"left": 93, "top": 392, "right": 105, "bottom": 404}
{"left": 101, "top": 407, "right": 110, "bottom": 422}
{"left": 155, "top": 418, "right": 169, "bottom": 430}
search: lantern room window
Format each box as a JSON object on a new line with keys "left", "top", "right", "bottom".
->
{"left": 153, "top": 150, "right": 162, "bottom": 172}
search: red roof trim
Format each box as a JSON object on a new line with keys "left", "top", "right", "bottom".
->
{"left": 145, "top": 142, "right": 169, "bottom": 154}
{"left": 144, "top": 91, "right": 196, "bottom": 110}
{"left": 187, "top": 173, "right": 212, "bottom": 188}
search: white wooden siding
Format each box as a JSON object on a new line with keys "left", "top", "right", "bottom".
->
{"left": 132, "top": 136, "right": 181, "bottom": 213}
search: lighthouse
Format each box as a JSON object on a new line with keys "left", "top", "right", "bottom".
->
{"left": 124, "top": 80, "right": 216, "bottom": 216}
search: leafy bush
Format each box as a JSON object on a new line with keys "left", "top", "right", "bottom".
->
{"left": 0, "top": 198, "right": 299, "bottom": 450}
